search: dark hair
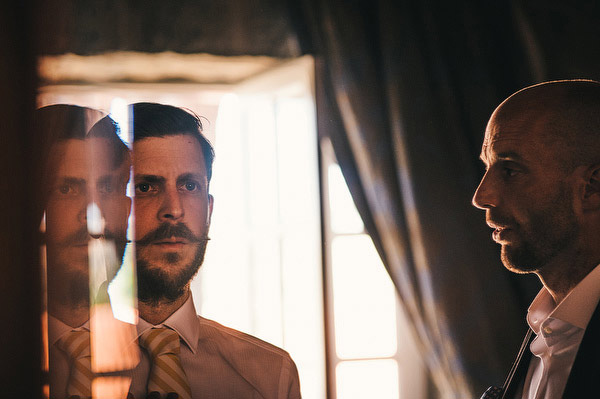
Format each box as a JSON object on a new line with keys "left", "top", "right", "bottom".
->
{"left": 88, "top": 114, "right": 130, "bottom": 169}
{"left": 32, "top": 104, "right": 130, "bottom": 217}
{"left": 131, "top": 102, "right": 215, "bottom": 182}
{"left": 34, "top": 104, "right": 97, "bottom": 139}
{"left": 34, "top": 104, "right": 129, "bottom": 164}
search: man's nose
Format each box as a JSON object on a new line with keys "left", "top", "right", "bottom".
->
{"left": 159, "top": 188, "right": 184, "bottom": 221}
{"left": 76, "top": 193, "right": 92, "bottom": 225}
{"left": 78, "top": 189, "right": 99, "bottom": 223}
{"left": 472, "top": 172, "right": 497, "bottom": 210}
{"left": 77, "top": 201, "right": 88, "bottom": 224}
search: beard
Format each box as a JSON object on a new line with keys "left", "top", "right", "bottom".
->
{"left": 495, "top": 185, "right": 578, "bottom": 273}
{"left": 136, "top": 222, "right": 209, "bottom": 305}
{"left": 47, "top": 263, "right": 90, "bottom": 307}
{"left": 45, "top": 226, "right": 128, "bottom": 305}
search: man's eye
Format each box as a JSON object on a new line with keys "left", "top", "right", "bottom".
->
{"left": 98, "top": 182, "right": 114, "bottom": 194}
{"left": 503, "top": 168, "right": 518, "bottom": 177}
{"left": 183, "top": 182, "right": 198, "bottom": 191}
{"left": 135, "top": 183, "right": 152, "bottom": 193}
{"left": 58, "top": 185, "right": 76, "bottom": 195}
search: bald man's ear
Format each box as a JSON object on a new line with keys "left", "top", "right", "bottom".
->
{"left": 582, "top": 164, "right": 600, "bottom": 211}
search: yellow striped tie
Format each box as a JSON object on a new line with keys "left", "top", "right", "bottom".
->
{"left": 56, "top": 328, "right": 93, "bottom": 399}
{"left": 139, "top": 327, "right": 192, "bottom": 399}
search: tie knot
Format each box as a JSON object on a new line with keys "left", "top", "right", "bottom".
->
{"left": 56, "top": 328, "right": 91, "bottom": 360}
{"left": 139, "top": 328, "right": 181, "bottom": 358}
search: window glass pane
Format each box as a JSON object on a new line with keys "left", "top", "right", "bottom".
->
{"left": 336, "top": 359, "right": 399, "bottom": 399}
{"left": 36, "top": 58, "right": 327, "bottom": 398}
{"left": 332, "top": 235, "right": 397, "bottom": 359}
{"left": 327, "top": 164, "right": 364, "bottom": 234}
{"left": 246, "top": 96, "right": 279, "bottom": 229}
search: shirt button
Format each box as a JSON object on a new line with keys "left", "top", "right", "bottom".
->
{"left": 543, "top": 326, "right": 553, "bottom": 334}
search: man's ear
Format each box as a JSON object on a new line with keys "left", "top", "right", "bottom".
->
{"left": 207, "top": 194, "right": 214, "bottom": 227}
{"left": 583, "top": 164, "right": 600, "bottom": 211}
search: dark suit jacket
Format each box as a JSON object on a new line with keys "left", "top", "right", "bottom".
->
{"left": 501, "top": 302, "right": 600, "bottom": 398}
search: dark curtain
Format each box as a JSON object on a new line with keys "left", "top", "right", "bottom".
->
{"left": 294, "top": 0, "right": 566, "bottom": 396}
{"left": 0, "top": 2, "right": 43, "bottom": 397}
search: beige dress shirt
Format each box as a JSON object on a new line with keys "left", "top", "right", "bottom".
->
{"left": 522, "top": 263, "right": 600, "bottom": 399}
{"left": 48, "top": 316, "right": 90, "bottom": 398}
{"left": 129, "top": 295, "right": 302, "bottom": 399}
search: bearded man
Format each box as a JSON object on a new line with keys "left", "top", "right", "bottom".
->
{"left": 128, "top": 102, "right": 301, "bottom": 399}
{"left": 38, "top": 105, "right": 132, "bottom": 398}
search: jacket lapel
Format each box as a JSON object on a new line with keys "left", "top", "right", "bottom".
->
{"left": 562, "top": 301, "right": 600, "bottom": 398}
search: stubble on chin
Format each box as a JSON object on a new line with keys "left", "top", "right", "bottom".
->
{"left": 499, "top": 213, "right": 578, "bottom": 275}
{"left": 47, "top": 265, "right": 90, "bottom": 307}
{"left": 500, "top": 244, "right": 540, "bottom": 274}
{"left": 136, "top": 240, "right": 207, "bottom": 305}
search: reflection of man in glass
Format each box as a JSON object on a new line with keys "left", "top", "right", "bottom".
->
{"left": 129, "top": 103, "right": 301, "bottom": 399}
{"left": 38, "top": 105, "right": 131, "bottom": 398}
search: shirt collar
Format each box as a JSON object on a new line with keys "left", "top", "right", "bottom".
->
{"left": 137, "top": 294, "right": 200, "bottom": 354}
{"left": 528, "top": 263, "right": 600, "bottom": 332}
{"left": 48, "top": 314, "right": 90, "bottom": 346}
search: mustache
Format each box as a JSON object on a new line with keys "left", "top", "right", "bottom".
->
{"left": 486, "top": 210, "right": 517, "bottom": 228}
{"left": 136, "top": 222, "right": 209, "bottom": 246}
{"left": 59, "top": 227, "right": 128, "bottom": 246}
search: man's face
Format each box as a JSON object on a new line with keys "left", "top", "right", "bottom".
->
{"left": 45, "top": 138, "right": 131, "bottom": 296}
{"left": 472, "top": 110, "right": 580, "bottom": 273}
{"left": 133, "top": 135, "right": 213, "bottom": 304}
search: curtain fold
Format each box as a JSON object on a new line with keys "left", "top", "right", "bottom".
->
{"left": 0, "top": 1, "right": 43, "bottom": 396}
{"left": 299, "top": 0, "right": 541, "bottom": 396}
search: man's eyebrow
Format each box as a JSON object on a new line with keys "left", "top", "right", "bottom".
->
{"left": 96, "top": 175, "right": 114, "bottom": 184}
{"left": 479, "top": 150, "right": 524, "bottom": 162}
{"left": 57, "top": 177, "right": 86, "bottom": 186}
{"left": 134, "top": 174, "right": 165, "bottom": 184}
{"left": 496, "top": 151, "right": 524, "bottom": 161}
{"left": 176, "top": 173, "right": 207, "bottom": 185}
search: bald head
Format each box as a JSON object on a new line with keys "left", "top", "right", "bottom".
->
{"left": 474, "top": 79, "right": 600, "bottom": 294}
{"left": 488, "top": 80, "right": 600, "bottom": 171}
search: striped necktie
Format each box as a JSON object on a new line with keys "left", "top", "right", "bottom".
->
{"left": 139, "top": 327, "right": 192, "bottom": 399}
{"left": 56, "top": 328, "right": 93, "bottom": 399}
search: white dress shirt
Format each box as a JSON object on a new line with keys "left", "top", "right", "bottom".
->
{"left": 129, "top": 295, "right": 301, "bottom": 399}
{"left": 522, "top": 264, "right": 600, "bottom": 399}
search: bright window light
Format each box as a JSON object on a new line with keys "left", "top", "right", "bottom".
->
{"left": 195, "top": 58, "right": 326, "bottom": 399}
{"left": 336, "top": 359, "right": 400, "bottom": 399}
{"left": 332, "top": 235, "right": 398, "bottom": 359}
{"left": 322, "top": 136, "right": 426, "bottom": 398}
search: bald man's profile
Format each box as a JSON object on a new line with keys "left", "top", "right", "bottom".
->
{"left": 474, "top": 80, "right": 600, "bottom": 398}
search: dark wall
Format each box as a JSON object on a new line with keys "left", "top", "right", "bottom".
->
{"left": 0, "top": 2, "right": 43, "bottom": 397}
{"left": 33, "top": 0, "right": 600, "bottom": 84}
{"left": 36, "top": 0, "right": 303, "bottom": 57}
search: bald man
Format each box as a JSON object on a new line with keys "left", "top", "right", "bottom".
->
{"left": 473, "top": 80, "right": 600, "bottom": 398}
